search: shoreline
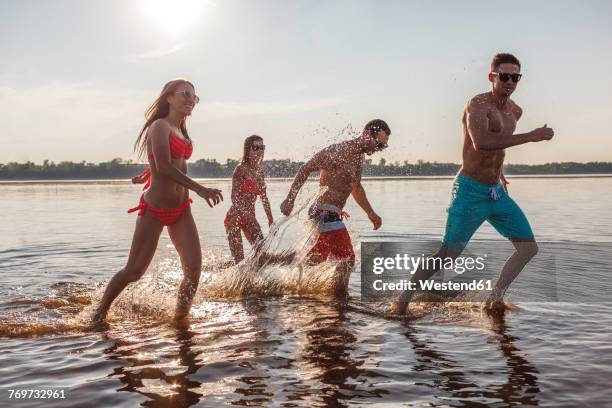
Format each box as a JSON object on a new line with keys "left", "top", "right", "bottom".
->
{"left": 1, "top": 173, "right": 611, "bottom": 186}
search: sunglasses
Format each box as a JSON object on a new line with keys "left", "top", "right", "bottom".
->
{"left": 492, "top": 72, "right": 522, "bottom": 83}
{"left": 376, "top": 141, "right": 388, "bottom": 151}
{"left": 175, "top": 90, "right": 200, "bottom": 104}
{"left": 251, "top": 144, "right": 265, "bottom": 151}
{"left": 368, "top": 129, "right": 388, "bottom": 150}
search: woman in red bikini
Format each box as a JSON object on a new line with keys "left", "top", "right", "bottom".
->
{"left": 225, "top": 135, "right": 273, "bottom": 262}
{"left": 92, "top": 79, "right": 223, "bottom": 324}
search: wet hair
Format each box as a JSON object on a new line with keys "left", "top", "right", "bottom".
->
{"left": 134, "top": 78, "right": 194, "bottom": 158}
{"left": 364, "top": 119, "right": 391, "bottom": 137}
{"left": 240, "top": 135, "right": 264, "bottom": 165}
{"left": 491, "top": 53, "right": 521, "bottom": 71}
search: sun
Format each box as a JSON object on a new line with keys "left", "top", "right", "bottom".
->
{"left": 141, "top": 0, "right": 206, "bottom": 36}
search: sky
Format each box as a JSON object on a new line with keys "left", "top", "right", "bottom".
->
{"left": 1, "top": 0, "right": 611, "bottom": 165}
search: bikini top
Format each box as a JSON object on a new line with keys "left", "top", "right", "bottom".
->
{"left": 241, "top": 179, "right": 258, "bottom": 195}
{"left": 136, "top": 132, "right": 193, "bottom": 191}
{"left": 240, "top": 179, "right": 264, "bottom": 196}
{"left": 147, "top": 132, "right": 193, "bottom": 161}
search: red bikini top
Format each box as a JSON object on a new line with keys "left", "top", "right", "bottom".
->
{"left": 148, "top": 132, "right": 193, "bottom": 160}
{"left": 241, "top": 179, "right": 264, "bottom": 196}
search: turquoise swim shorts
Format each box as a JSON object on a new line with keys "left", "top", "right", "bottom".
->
{"left": 442, "top": 174, "right": 534, "bottom": 253}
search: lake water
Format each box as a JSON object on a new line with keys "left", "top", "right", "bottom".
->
{"left": 1, "top": 177, "right": 611, "bottom": 407}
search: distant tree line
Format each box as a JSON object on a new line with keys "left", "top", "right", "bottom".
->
{"left": 1, "top": 158, "right": 611, "bottom": 180}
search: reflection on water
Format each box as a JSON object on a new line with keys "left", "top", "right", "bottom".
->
{"left": 53, "top": 299, "right": 542, "bottom": 407}
{"left": 489, "top": 315, "right": 540, "bottom": 405}
{"left": 402, "top": 314, "right": 540, "bottom": 406}
{"left": 1, "top": 178, "right": 612, "bottom": 406}
{"left": 95, "top": 299, "right": 393, "bottom": 407}
{"left": 104, "top": 323, "right": 204, "bottom": 406}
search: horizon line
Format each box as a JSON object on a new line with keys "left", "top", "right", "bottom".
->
{"left": 2, "top": 159, "right": 611, "bottom": 167}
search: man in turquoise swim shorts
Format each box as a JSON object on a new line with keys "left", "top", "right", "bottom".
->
{"left": 392, "top": 53, "right": 554, "bottom": 315}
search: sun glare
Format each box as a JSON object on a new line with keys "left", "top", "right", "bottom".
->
{"left": 141, "top": 0, "right": 205, "bottom": 35}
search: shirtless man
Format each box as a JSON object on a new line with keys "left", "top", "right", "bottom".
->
{"left": 392, "top": 53, "right": 554, "bottom": 314}
{"left": 280, "top": 119, "right": 391, "bottom": 298}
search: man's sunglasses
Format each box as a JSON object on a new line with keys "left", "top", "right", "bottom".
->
{"left": 369, "top": 129, "right": 388, "bottom": 150}
{"left": 175, "top": 90, "right": 200, "bottom": 104}
{"left": 251, "top": 144, "right": 266, "bottom": 151}
{"left": 492, "top": 72, "right": 522, "bottom": 83}
{"left": 376, "top": 141, "right": 388, "bottom": 151}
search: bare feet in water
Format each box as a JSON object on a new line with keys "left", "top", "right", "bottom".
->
{"left": 91, "top": 307, "right": 107, "bottom": 324}
{"left": 89, "top": 312, "right": 110, "bottom": 331}
{"left": 173, "top": 314, "right": 191, "bottom": 330}
{"left": 484, "top": 299, "right": 510, "bottom": 316}
{"left": 390, "top": 301, "right": 409, "bottom": 315}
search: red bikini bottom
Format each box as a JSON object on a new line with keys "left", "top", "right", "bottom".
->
{"left": 128, "top": 195, "right": 192, "bottom": 226}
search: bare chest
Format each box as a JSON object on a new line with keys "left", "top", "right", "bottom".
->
{"left": 322, "top": 158, "right": 362, "bottom": 189}
{"left": 487, "top": 107, "right": 517, "bottom": 134}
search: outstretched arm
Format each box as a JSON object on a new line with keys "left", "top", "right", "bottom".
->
{"left": 280, "top": 149, "right": 327, "bottom": 215}
{"left": 352, "top": 181, "right": 382, "bottom": 230}
{"left": 466, "top": 98, "right": 553, "bottom": 151}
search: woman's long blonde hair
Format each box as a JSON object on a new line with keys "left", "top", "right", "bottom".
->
{"left": 134, "top": 79, "right": 194, "bottom": 158}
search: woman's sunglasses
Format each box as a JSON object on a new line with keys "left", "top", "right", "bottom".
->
{"left": 492, "top": 72, "right": 522, "bottom": 83}
{"left": 175, "top": 90, "right": 200, "bottom": 104}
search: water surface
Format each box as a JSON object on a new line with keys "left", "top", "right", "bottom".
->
{"left": 1, "top": 177, "right": 611, "bottom": 407}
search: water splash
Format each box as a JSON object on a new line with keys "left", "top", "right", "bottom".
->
{"left": 199, "top": 188, "right": 341, "bottom": 300}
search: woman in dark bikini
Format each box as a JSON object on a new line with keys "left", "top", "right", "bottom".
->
{"left": 92, "top": 79, "right": 223, "bottom": 324}
{"left": 224, "top": 135, "right": 273, "bottom": 263}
